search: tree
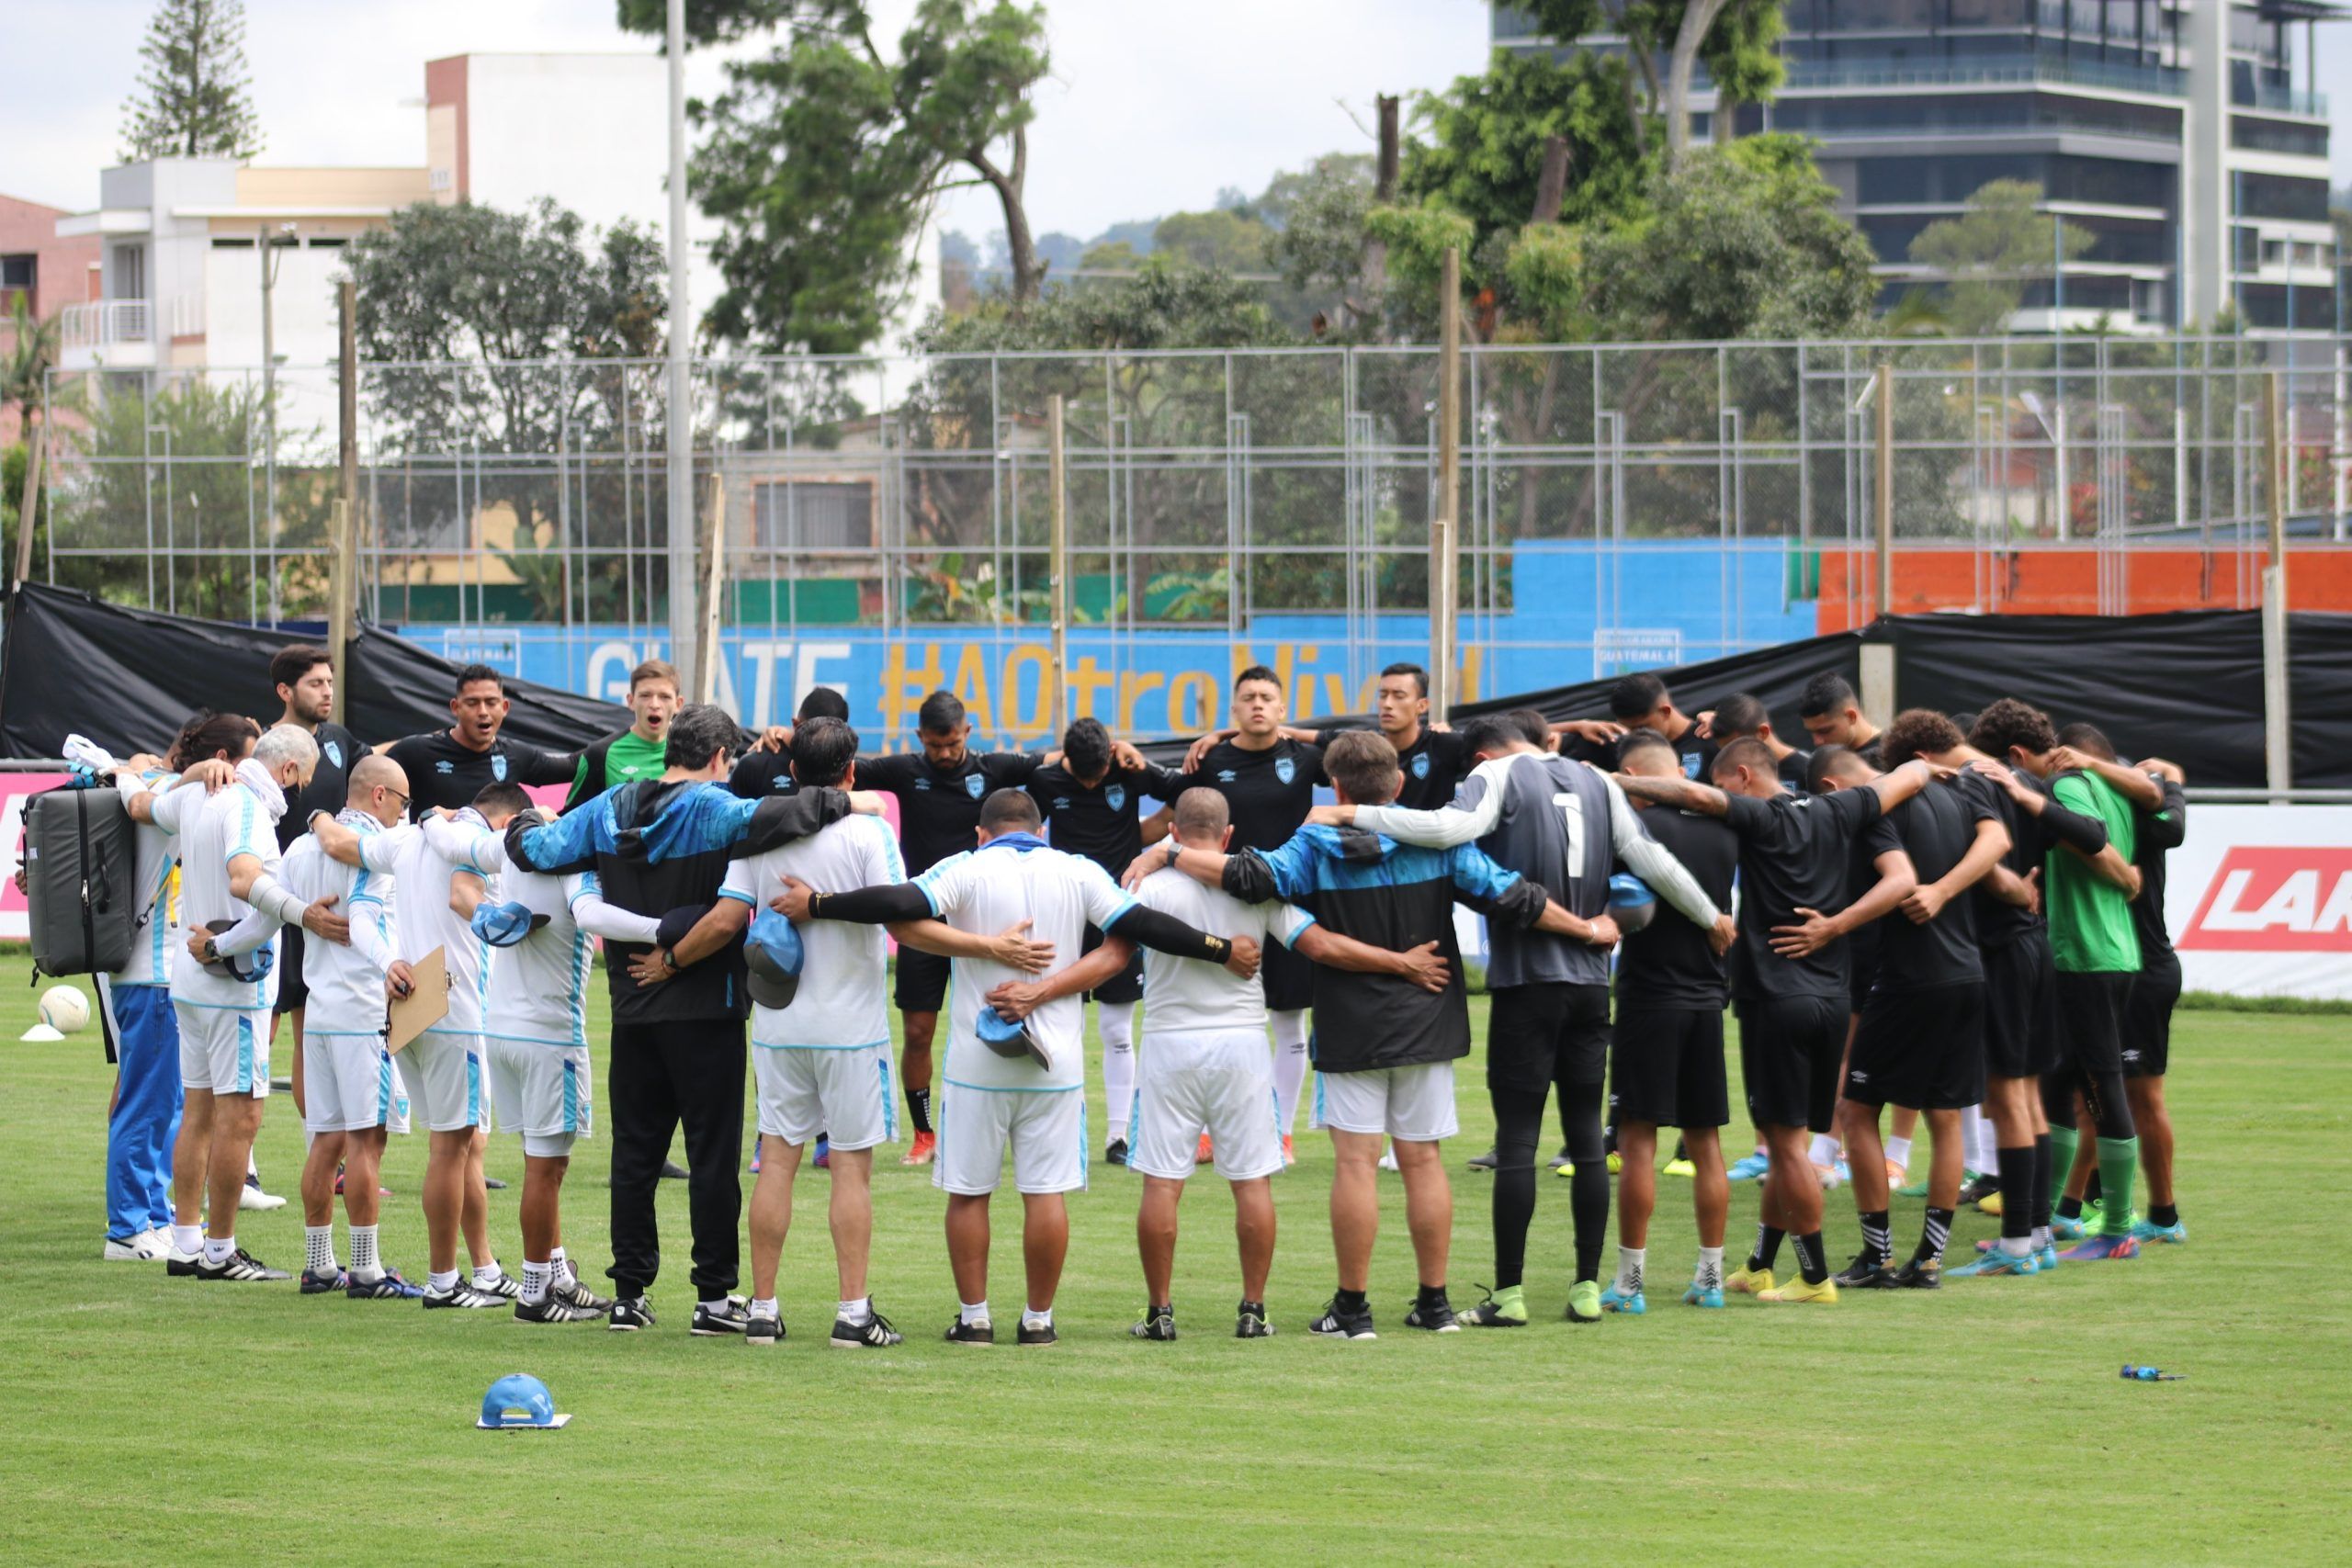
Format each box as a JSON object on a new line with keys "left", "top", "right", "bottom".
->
{"left": 3, "top": 297, "right": 61, "bottom": 581}
{"left": 1908, "top": 180, "right": 2097, "bottom": 336}
{"left": 1153, "top": 209, "right": 1269, "bottom": 273}
{"left": 120, "top": 0, "right": 262, "bottom": 161}
{"left": 620, "top": 0, "right": 1050, "bottom": 352}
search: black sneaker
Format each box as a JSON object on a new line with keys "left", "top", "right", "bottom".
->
{"left": 1235, "top": 1300, "right": 1274, "bottom": 1338}
{"left": 608, "top": 1295, "right": 657, "bottom": 1332}
{"left": 1956, "top": 1172, "right": 2001, "bottom": 1206}
{"left": 1546, "top": 1148, "right": 1573, "bottom": 1171}
{"left": 473, "top": 1271, "right": 522, "bottom": 1301}
{"left": 1894, "top": 1257, "right": 1943, "bottom": 1290}
{"left": 1308, "top": 1297, "right": 1377, "bottom": 1339}
{"left": 422, "top": 1279, "right": 503, "bottom": 1309}
{"left": 1466, "top": 1146, "right": 1499, "bottom": 1171}
{"left": 1130, "top": 1304, "right": 1177, "bottom": 1341}
{"left": 1403, "top": 1297, "right": 1461, "bottom": 1332}
{"left": 300, "top": 1266, "right": 347, "bottom": 1294}
{"left": 345, "top": 1269, "right": 424, "bottom": 1300}
{"left": 944, "top": 1316, "right": 995, "bottom": 1346}
{"left": 1017, "top": 1319, "right": 1058, "bottom": 1347}
{"left": 661, "top": 1158, "right": 690, "bottom": 1180}
{"left": 691, "top": 1296, "right": 751, "bottom": 1336}
{"left": 830, "top": 1308, "right": 902, "bottom": 1348}
{"left": 1104, "top": 1138, "right": 1129, "bottom": 1168}
{"left": 193, "top": 1248, "right": 290, "bottom": 1281}
{"left": 744, "top": 1309, "right": 785, "bottom": 1347}
{"left": 551, "top": 1267, "right": 614, "bottom": 1314}
{"left": 1833, "top": 1251, "right": 1898, "bottom": 1290}
{"left": 482, "top": 1176, "right": 510, "bottom": 1190}
{"left": 516, "top": 1293, "right": 604, "bottom": 1325}
{"left": 166, "top": 1245, "right": 203, "bottom": 1278}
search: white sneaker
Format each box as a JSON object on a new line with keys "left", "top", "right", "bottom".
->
{"left": 103, "top": 1231, "right": 170, "bottom": 1261}
{"left": 239, "top": 1175, "right": 288, "bottom": 1212}
{"left": 1376, "top": 1147, "right": 1401, "bottom": 1172}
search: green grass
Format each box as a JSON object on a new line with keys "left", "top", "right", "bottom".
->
{"left": 5, "top": 956, "right": 2346, "bottom": 1565}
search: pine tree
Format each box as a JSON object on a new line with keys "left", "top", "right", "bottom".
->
{"left": 119, "top": 0, "right": 262, "bottom": 162}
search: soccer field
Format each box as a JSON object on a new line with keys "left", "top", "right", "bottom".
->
{"left": 5, "top": 958, "right": 2346, "bottom": 1566}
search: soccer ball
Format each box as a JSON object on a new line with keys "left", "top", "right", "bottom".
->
{"left": 38, "top": 986, "right": 91, "bottom": 1034}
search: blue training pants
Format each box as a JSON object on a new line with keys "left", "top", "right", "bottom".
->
{"left": 100, "top": 978, "right": 182, "bottom": 1240}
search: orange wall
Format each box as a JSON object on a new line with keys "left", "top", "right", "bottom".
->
{"left": 1815, "top": 547, "right": 2352, "bottom": 631}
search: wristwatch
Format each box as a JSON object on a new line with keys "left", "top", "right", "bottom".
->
{"left": 660, "top": 947, "right": 681, "bottom": 973}
{"left": 1163, "top": 840, "right": 1181, "bottom": 867}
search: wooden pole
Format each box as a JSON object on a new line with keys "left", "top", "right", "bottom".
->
{"left": 2263, "top": 369, "right": 2290, "bottom": 794}
{"left": 1875, "top": 360, "right": 1894, "bottom": 620}
{"left": 12, "top": 407, "right": 42, "bottom": 586}
{"left": 328, "top": 278, "right": 358, "bottom": 722}
{"left": 1047, "top": 393, "right": 1069, "bottom": 740}
{"left": 1432, "top": 245, "right": 1462, "bottom": 721}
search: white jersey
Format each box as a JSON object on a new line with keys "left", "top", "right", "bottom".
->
{"left": 719, "top": 814, "right": 904, "bottom": 1051}
{"left": 423, "top": 816, "right": 595, "bottom": 1050}
{"left": 913, "top": 838, "right": 1135, "bottom": 1092}
{"left": 1135, "top": 868, "right": 1315, "bottom": 1036}
{"left": 111, "top": 770, "right": 186, "bottom": 988}
{"left": 361, "top": 812, "right": 492, "bottom": 1037}
{"left": 153, "top": 762, "right": 285, "bottom": 1010}
{"left": 279, "top": 814, "right": 400, "bottom": 1032}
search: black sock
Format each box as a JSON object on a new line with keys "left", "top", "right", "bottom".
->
{"left": 2085, "top": 1168, "right": 2104, "bottom": 1206}
{"left": 2057, "top": 1192, "right": 2084, "bottom": 1222}
{"left": 1916, "top": 1207, "right": 1954, "bottom": 1265}
{"left": 2030, "top": 1133, "right": 2054, "bottom": 1232}
{"left": 1416, "top": 1282, "right": 1448, "bottom": 1312}
{"left": 1335, "top": 1287, "right": 1367, "bottom": 1313}
{"left": 906, "top": 1085, "right": 933, "bottom": 1135}
{"left": 1490, "top": 1084, "right": 1547, "bottom": 1291}
{"left": 1859, "top": 1209, "right": 1891, "bottom": 1264}
{"left": 1672, "top": 1134, "right": 1690, "bottom": 1162}
{"left": 1748, "top": 1223, "right": 1785, "bottom": 1274}
{"left": 1792, "top": 1231, "right": 1828, "bottom": 1284}
{"left": 1996, "top": 1145, "right": 2036, "bottom": 1239}
{"left": 2150, "top": 1201, "right": 2179, "bottom": 1228}
{"left": 1564, "top": 1079, "right": 1611, "bottom": 1283}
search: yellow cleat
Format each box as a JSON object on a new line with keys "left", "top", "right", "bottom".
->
{"left": 1664, "top": 1157, "right": 1698, "bottom": 1179}
{"left": 1976, "top": 1190, "right": 2005, "bottom": 1217}
{"left": 1725, "top": 1265, "right": 1774, "bottom": 1296}
{"left": 1757, "top": 1274, "right": 1839, "bottom": 1304}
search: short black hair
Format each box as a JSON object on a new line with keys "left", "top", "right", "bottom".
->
{"left": 789, "top": 716, "right": 859, "bottom": 787}
{"left": 470, "top": 782, "right": 532, "bottom": 819}
{"left": 270, "top": 644, "right": 330, "bottom": 693}
{"left": 665, "top": 703, "right": 739, "bottom": 771}
{"left": 1971, "top": 697, "right": 2057, "bottom": 760}
{"left": 1608, "top": 672, "right": 1668, "bottom": 722}
{"left": 1800, "top": 672, "right": 1858, "bottom": 719}
{"left": 1711, "top": 692, "right": 1770, "bottom": 740}
{"left": 917, "top": 690, "right": 965, "bottom": 735}
{"left": 1805, "top": 743, "right": 1865, "bottom": 792}
{"left": 1712, "top": 737, "right": 1778, "bottom": 782}
{"left": 979, "top": 786, "right": 1042, "bottom": 834}
{"left": 796, "top": 687, "right": 850, "bottom": 723}
{"left": 1617, "top": 728, "right": 1678, "bottom": 770}
{"left": 1062, "top": 716, "right": 1113, "bottom": 778}
{"left": 2057, "top": 722, "right": 2117, "bottom": 762}
{"left": 1505, "top": 708, "right": 1551, "bottom": 747}
{"left": 1457, "top": 714, "right": 1521, "bottom": 758}
{"left": 1379, "top": 661, "right": 1429, "bottom": 698}
{"left": 454, "top": 662, "right": 504, "bottom": 697}
{"left": 1234, "top": 664, "right": 1281, "bottom": 693}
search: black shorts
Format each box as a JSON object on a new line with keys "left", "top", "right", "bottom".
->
{"left": 2122, "top": 953, "right": 2180, "bottom": 1079}
{"left": 1610, "top": 1005, "right": 1728, "bottom": 1129}
{"left": 1983, "top": 930, "right": 2063, "bottom": 1080}
{"left": 1486, "top": 982, "right": 1611, "bottom": 1095}
{"left": 274, "top": 927, "right": 309, "bottom": 1014}
{"left": 1735, "top": 993, "right": 1846, "bottom": 1134}
{"left": 2054, "top": 970, "right": 2134, "bottom": 1077}
{"left": 1844, "top": 980, "right": 1986, "bottom": 1111}
{"left": 1080, "top": 922, "right": 1144, "bottom": 1006}
{"left": 1261, "top": 939, "right": 1316, "bottom": 1014}
{"left": 893, "top": 946, "right": 951, "bottom": 1014}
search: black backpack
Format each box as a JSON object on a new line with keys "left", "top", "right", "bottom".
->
{"left": 23, "top": 784, "right": 138, "bottom": 977}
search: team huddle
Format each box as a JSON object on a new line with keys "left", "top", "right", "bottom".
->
{"left": 84, "top": 646, "right": 2188, "bottom": 1344}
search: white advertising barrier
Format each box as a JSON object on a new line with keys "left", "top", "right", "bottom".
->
{"left": 2166, "top": 805, "right": 2352, "bottom": 1001}
{"left": 0, "top": 774, "right": 73, "bottom": 942}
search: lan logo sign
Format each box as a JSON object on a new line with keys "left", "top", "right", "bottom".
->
{"left": 2180, "top": 848, "right": 2352, "bottom": 952}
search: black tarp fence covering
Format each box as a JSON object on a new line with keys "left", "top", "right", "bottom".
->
{"left": 5, "top": 581, "right": 2346, "bottom": 789}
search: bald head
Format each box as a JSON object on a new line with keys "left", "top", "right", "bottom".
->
{"left": 1172, "top": 787, "right": 1235, "bottom": 851}
{"left": 346, "top": 753, "right": 411, "bottom": 827}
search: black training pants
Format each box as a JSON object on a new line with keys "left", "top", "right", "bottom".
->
{"left": 607, "top": 1017, "right": 747, "bottom": 1302}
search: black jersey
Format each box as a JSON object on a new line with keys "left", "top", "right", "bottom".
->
{"left": 384, "top": 729, "right": 577, "bottom": 818}
{"left": 2132, "top": 774, "right": 2188, "bottom": 962}
{"left": 727, "top": 749, "right": 798, "bottom": 799}
{"left": 1027, "top": 761, "right": 1178, "bottom": 878}
{"left": 858, "top": 748, "right": 1044, "bottom": 874}
{"left": 1868, "top": 779, "right": 1994, "bottom": 991}
{"left": 1167, "top": 738, "right": 1325, "bottom": 853}
{"left": 1838, "top": 803, "right": 1907, "bottom": 1001}
{"left": 1609, "top": 725, "right": 1717, "bottom": 781}
{"left": 1966, "top": 765, "right": 2109, "bottom": 951}
{"left": 1616, "top": 805, "right": 1739, "bottom": 1010}
{"left": 279, "top": 721, "right": 363, "bottom": 849}
{"left": 1315, "top": 726, "right": 1471, "bottom": 812}
{"left": 1720, "top": 785, "right": 1886, "bottom": 1004}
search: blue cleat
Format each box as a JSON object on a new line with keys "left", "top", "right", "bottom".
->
{"left": 1949, "top": 1247, "right": 2039, "bottom": 1278}
{"left": 1726, "top": 1152, "right": 1770, "bottom": 1182}
{"left": 1681, "top": 1280, "right": 1724, "bottom": 1309}
{"left": 2059, "top": 1232, "right": 2140, "bottom": 1262}
{"left": 2051, "top": 1213, "right": 2090, "bottom": 1242}
{"left": 2129, "top": 1217, "right": 2188, "bottom": 1246}
{"left": 1600, "top": 1284, "right": 1646, "bottom": 1315}
{"left": 345, "top": 1269, "right": 426, "bottom": 1300}
{"left": 2036, "top": 1242, "right": 2060, "bottom": 1273}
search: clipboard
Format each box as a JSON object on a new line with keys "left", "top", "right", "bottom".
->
{"left": 386, "top": 945, "right": 450, "bottom": 1054}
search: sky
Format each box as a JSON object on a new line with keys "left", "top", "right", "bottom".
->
{"left": 5, "top": 1, "right": 2347, "bottom": 235}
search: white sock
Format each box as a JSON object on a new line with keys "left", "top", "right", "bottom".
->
{"left": 839, "top": 1296, "right": 870, "bottom": 1324}
{"left": 1270, "top": 1010, "right": 1310, "bottom": 1135}
{"left": 1884, "top": 1134, "right": 1913, "bottom": 1175}
{"left": 752, "top": 1296, "right": 779, "bottom": 1319}
{"left": 173, "top": 1224, "right": 201, "bottom": 1254}
{"left": 246, "top": 1153, "right": 260, "bottom": 1180}
{"left": 1970, "top": 1110, "right": 1998, "bottom": 1173}
{"left": 1697, "top": 1246, "right": 1724, "bottom": 1287}
{"left": 349, "top": 1224, "right": 381, "bottom": 1280}
{"left": 522, "top": 1258, "right": 552, "bottom": 1305}
{"left": 1615, "top": 1246, "right": 1645, "bottom": 1295}
{"left": 2000, "top": 1234, "right": 2033, "bottom": 1257}
{"left": 203, "top": 1235, "right": 236, "bottom": 1265}
{"left": 428, "top": 1269, "right": 460, "bottom": 1293}
{"left": 700, "top": 1297, "right": 734, "bottom": 1314}
{"left": 2032, "top": 1224, "right": 2052, "bottom": 1248}
{"left": 959, "top": 1299, "right": 990, "bottom": 1326}
{"left": 1100, "top": 1005, "right": 1136, "bottom": 1142}
{"left": 305, "top": 1225, "right": 338, "bottom": 1274}
{"left": 473, "top": 1259, "right": 505, "bottom": 1288}
{"left": 1808, "top": 1132, "right": 1840, "bottom": 1167}
{"left": 1022, "top": 1305, "right": 1053, "bottom": 1330}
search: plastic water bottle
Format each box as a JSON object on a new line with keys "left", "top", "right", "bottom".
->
{"left": 2120, "top": 1364, "right": 2183, "bottom": 1382}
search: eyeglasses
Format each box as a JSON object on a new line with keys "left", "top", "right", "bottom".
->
{"left": 382, "top": 787, "right": 411, "bottom": 812}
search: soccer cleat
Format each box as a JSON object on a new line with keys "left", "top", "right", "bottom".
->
{"left": 1894, "top": 1175, "right": 1931, "bottom": 1200}
{"left": 1725, "top": 1265, "right": 1774, "bottom": 1296}
{"left": 166, "top": 1244, "right": 204, "bottom": 1278}
{"left": 194, "top": 1248, "right": 291, "bottom": 1282}
{"left": 1466, "top": 1146, "right": 1499, "bottom": 1171}
{"left": 1377, "top": 1146, "right": 1400, "bottom": 1171}
{"left": 1664, "top": 1156, "right": 1697, "bottom": 1179}
{"left": 1197, "top": 1134, "right": 1215, "bottom": 1164}
{"left": 1727, "top": 1152, "right": 1770, "bottom": 1182}
{"left": 2035, "top": 1243, "right": 2061, "bottom": 1273}
{"left": 743, "top": 1310, "right": 785, "bottom": 1347}
{"left": 831, "top": 1308, "right": 902, "bottom": 1348}
{"left": 608, "top": 1295, "right": 657, "bottom": 1332}
{"left": 1682, "top": 1279, "right": 1725, "bottom": 1309}
{"left": 1280, "top": 1134, "right": 1295, "bottom": 1168}
{"left": 422, "top": 1279, "right": 503, "bottom": 1309}
{"left": 1403, "top": 1298, "right": 1460, "bottom": 1332}
{"left": 812, "top": 1135, "right": 831, "bottom": 1170}
{"left": 1757, "top": 1274, "right": 1839, "bottom": 1304}
{"left": 345, "top": 1269, "right": 426, "bottom": 1300}
{"left": 551, "top": 1269, "right": 615, "bottom": 1314}
{"left": 1105, "top": 1138, "right": 1129, "bottom": 1168}
{"left": 1813, "top": 1158, "right": 1849, "bottom": 1190}
{"left": 1949, "top": 1247, "right": 2038, "bottom": 1279}
{"left": 238, "top": 1173, "right": 287, "bottom": 1212}
{"left": 482, "top": 1176, "right": 509, "bottom": 1190}
{"left": 1608, "top": 1151, "right": 1624, "bottom": 1176}
{"left": 1977, "top": 1190, "right": 2006, "bottom": 1218}
{"left": 749, "top": 1148, "right": 761, "bottom": 1174}
{"left": 1130, "top": 1305, "right": 1178, "bottom": 1341}
{"left": 1547, "top": 1147, "right": 1573, "bottom": 1171}
{"left": 1600, "top": 1284, "right": 1647, "bottom": 1315}
{"left": 1883, "top": 1156, "right": 1907, "bottom": 1188}
{"left": 660, "top": 1159, "right": 690, "bottom": 1180}
{"left": 2059, "top": 1232, "right": 2140, "bottom": 1262}
{"left": 901, "top": 1132, "right": 936, "bottom": 1168}
{"left": 1894, "top": 1258, "right": 1941, "bottom": 1290}
{"left": 1954, "top": 1171, "right": 1998, "bottom": 1206}
{"left": 1565, "top": 1279, "right": 1603, "bottom": 1324}
{"left": 1308, "top": 1298, "right": 1378, "bottom": 1339}
{"left": 2129, "top": 1217, "right": 2188, "bottom": 1246}
{"left": 691, "top": 1297, "right": 752, "bottom": 1336}
{"left": 1017, "top": 1320, "right": 1058, "bottom": 1347}
{"left": 473, "top": 1271, "right": 522, "bottom": 1302}
{"left": 944, "top": 1316, "right": 995, "bottom": 1346}
{"left": 103, "top": 1232, "right": 170, "bottom": 1262}
{"left": 1234, "top": 1301, "right": 1274, "bottom": 1338}
{"left": 517, "top": 1294, "right": 605, "bottom": 1325}
{"left": 1833, "top": 1252, "right": 1898, "bottom": 1291}
{"left": 300, "top": 1266, "right": 348, "bottom": 1294}
{"left": 1459, "top": 1286, "right": 1526, "bottom": 1327}
{"left": 2051, "top": 1213, "right": 2090, "bottom": 1242}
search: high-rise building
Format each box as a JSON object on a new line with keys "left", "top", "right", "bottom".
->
{"left": 1492, "top": 1, "right": 2344, "bottom": 334}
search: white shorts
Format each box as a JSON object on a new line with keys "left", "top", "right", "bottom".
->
{"left": 175, "top": 1003, "right": 269, "bottom": 1098}
{"left": 754, "top": 1043, "right": 896, "bottom": 1151}
{"left": 1312, "top": 1061, "right": 1459, "bottom": 1143}
{"left": 484, "top": 1035, "right": 593, "bottom": 1157}
{"left": 933, "top": 1084, "right": 1087, "bottom": 1197}
{"left": 401, "top": 1031, "right": 484, "bottom": 1134}
{"left": 302, "top": 1030, "right": 402, "bottom": 1134}
{"left": 1130, "top": 1028, "right": 1283, "bottom": 1182}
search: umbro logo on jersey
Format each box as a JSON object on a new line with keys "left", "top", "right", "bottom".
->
{"left": 2181, "top": 847, "right": 2352, "bottom": 952}
{"left": 1849, "top": 1069, "right": 1870, "bottom": 1085}
{"left": 1052, "top": 797, "right": 1070, "bottom": 812}
{"left": 1216, "top": 770, "right": 1237, "bottom": 784}
{"left": 914, "top": 778, "right": 931, "bottom": 790}
{"left": 435, "top": 761, "right": 455, "bottom": 774}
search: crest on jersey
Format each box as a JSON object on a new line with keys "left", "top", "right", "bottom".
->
{"left": 322, "top": 739, "right": 344, "bottom": 770}
{"left": 1410, "top": 752, "right": 1430, "bottom": 780}
{"left": 492, "top": 753, "right": 510, "bottom": 783}
{"left": 1105, "top": 785, "right": 1125, "bottom": 812}
{"left": 966, "top": 773, "right": 985, "bottom": 799}
{"left": 1681, "top": 752, "right": 1702, "bottom": 779}
{"left": 1274, "top": 757, "right": 1296, "bottom": 786}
